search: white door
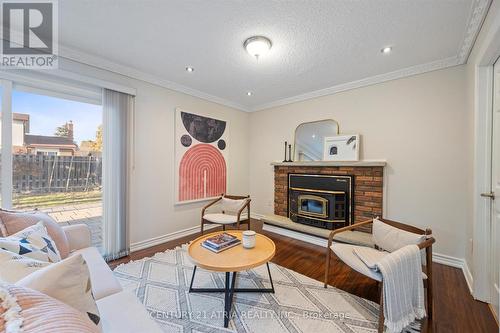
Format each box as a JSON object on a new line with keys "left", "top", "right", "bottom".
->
{"left": 490, "top": 58, "right": 500, "bottom": 320}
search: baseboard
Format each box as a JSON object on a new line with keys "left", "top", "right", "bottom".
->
{"left": 261, "top": 221, "right": 475, "bottom": 295}
{"left": 130, "top": 224, "right": 218, "bottom": 252}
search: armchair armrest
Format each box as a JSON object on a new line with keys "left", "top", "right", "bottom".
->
{"left": 236, "top": 199, "right": 251, "bottom": 222}
{"left": 62, "top": 224, "right": 92, "bottom": 252}
{"left": 327, "top": 219, "right": 373, "bottom": 248}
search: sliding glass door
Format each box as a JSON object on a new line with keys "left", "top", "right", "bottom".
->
{"left": 0, "top": 80, "right": 104, "bottom": 252}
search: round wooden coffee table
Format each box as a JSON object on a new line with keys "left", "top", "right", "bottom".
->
{"left": 187, "top": 231, "right": 276, "bottom": 328}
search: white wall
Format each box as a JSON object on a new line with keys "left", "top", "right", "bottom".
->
{"left": 248, "top": 66, "right": 470, "bottom": 259}
{"left": 56, "top": 59, "right": 250, "bottom": 247}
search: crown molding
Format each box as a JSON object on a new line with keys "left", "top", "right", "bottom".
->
{"left": 58, "top": 45, "right": 251, "bottom": 112}
{"left": 48, "top": 0, "right": 490, "bottom": 113}
{"left": 250, "top": 56, "right": 461, "bottom": 111}
{"left": 457, "top": 0, "right": 492, "bottom": 63}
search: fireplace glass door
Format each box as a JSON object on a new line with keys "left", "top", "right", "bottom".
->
{"left": 298, "top": 195, "right": 327, "bottom": 218}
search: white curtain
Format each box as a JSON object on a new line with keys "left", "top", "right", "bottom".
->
{"left": 102, "top": 89, "right": 133, "bottom": 261}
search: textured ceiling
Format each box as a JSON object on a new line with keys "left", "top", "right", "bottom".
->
{"left": 58, "top": 0, "right": 490, "bottom": 111}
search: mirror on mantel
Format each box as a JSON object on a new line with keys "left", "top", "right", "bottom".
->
{"left": 293, "top": 119, "right": 340, "bottom": 161}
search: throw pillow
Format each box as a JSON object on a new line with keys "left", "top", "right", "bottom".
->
{"left": 372, "top": 218, "right": 426, "bottom": 253}
{"left": 0, "top": 282, "right": 99, "bottom": 333}
{"left": 0, "top": 209, "right": 70, "bottom": 259}
{"left": 0, "top": 221, "right": 61, "bottom": 263}
{"left": 0, "top": 248, "right": 50, "bottom": 283}
{"left": 16, "top": 254, "right": 101, "bottom": 328}
{"left": 220, "top": 197, "right": 248, "bottom": 214}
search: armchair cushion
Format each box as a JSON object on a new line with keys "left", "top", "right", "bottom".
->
{"left": 372, "top": 218, "right": 426, "bottom": 253}
{"left": 331, "top": 243, "right": 428, "bottom": 281}
{"left": 220, "top": 197, "right": 248, "bottom": 214}
{"left": 331, "top": 243, "right": 385, "bottom": 281}
{"left": 203, "top": 213, "right": 249, "bottom": 224}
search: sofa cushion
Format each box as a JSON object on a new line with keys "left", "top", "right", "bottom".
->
{"left": 16, "top": 254, "right": 101, "bottom": 328}
{"left": 0, "top": 221, "right": 61, "bottom": 262}
{"left": 71, "top": 247, "right": 123, "bottom": 300}
{"left": 0, "top": 248, "right": 50, "bottom": 283}
{"left": 0, "top": 209, "right": 70, "bottom": 259}
{"left": 0, "top": 282, "right": 99, "bottom": 333}
{"left": 97, "top": 291, "right": 162, "bottom": 333}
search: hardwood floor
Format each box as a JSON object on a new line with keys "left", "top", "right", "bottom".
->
{"left": 109, "top": 220, "right": 498, "bottom": 333}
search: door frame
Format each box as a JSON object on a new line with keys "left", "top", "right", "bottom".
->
{"left": 473, "top": 8, "right": 500, "bottom": 302}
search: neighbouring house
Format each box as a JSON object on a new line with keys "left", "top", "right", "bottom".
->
{"left": 3, "top": 115, "right": 78, "bottom": 156}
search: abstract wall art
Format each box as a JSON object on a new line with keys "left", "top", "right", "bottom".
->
{"left": 175, "top": 108, "right": 228, "bottom": 204}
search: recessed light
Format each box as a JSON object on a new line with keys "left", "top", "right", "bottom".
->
{"left": 381, "top": 46, "right": 392, "bottom": 54}
{"left": 246, "top": 91, "right": 253, "bottom": 96}
{"left": 312, "top": 134, "right": 316, "bottom": 139}
{"left": 185, "top": 66, "right": 194, "bottom": 72}
{"left": 244, "top": 36, "right": 272, "bottom": 59}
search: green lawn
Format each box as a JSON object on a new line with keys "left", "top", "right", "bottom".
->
{"left": 13, "top": 191, "right": 102, "bottom": 210}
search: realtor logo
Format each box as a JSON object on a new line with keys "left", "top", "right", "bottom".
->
{"left": 1, "top": 0, "right": 58, "bottom": 68}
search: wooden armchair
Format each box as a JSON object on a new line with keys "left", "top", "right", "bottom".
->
{"left": 201, "top": 194, "right": 251, "bottom": 234}
{"left": 324, "top": 217, "right": 435, "bottom": 333}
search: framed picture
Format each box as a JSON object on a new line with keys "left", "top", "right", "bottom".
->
{"left": 323, "top": 135, "right": 359, "bottom": 161}
{"left": 175, "top": 108, "right": 228, "bottom": 204}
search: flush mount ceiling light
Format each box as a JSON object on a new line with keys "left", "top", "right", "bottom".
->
{"left": 246, "top": 91, "right": 253, "bottom": 96}
{"left": 244, "top": 36, "right": 272, "bottom": 59}
{"left": 185, "top": 66, "right": 194, "bottom": 72}
{"left": 381, "top": 46, "right": 392, "bottom": 54}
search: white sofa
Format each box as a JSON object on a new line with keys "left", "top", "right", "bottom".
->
{"left": 62, "top": 224, "right": 162, "bottom": 333}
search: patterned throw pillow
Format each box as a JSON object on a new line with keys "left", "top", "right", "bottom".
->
{"left": 0, "top": 282, "right": 99, "bottom": 333}
{"left": 0, "top": 248, "right": 50, "bottom": 283}
{"left": 16, "top": 254, "right": 101, "bottom": 328}
{"left": 0, "top": 209, "right": 70, "bottom": 259}
{"left": 0, "top": 221, "right": 61, "bottom": 263}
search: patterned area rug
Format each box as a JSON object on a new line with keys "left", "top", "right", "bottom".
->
{"left": 113, "top": 245, "right": 421, "bottom": 333}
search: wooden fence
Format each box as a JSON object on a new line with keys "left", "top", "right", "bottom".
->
{"left": 12, "top": 154, "right": 102, "bottom": 193}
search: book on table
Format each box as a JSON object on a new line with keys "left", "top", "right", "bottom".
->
{"left": 202, "top": 233, "right": 241, "bottom": 253}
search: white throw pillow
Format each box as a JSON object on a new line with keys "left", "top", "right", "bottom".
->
{"left": 0, "top": 248, "right": 50, "bottom": 283}
{"left": 16, "top": 253, "right": 101, "bottom": 328}
{"left": 0, "top": 221, "right": 61, "bottom": 262}
{"left": 220, "top": 197, "right": 247, "bottom": 214}
{"left": 372, "top": 218, "right": 426, "bottom": 253}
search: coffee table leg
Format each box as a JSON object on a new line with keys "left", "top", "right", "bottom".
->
{"left": 266, "top": 263, "right": 275, "bottom": 293}
{"left": 189, "top": 266, "right": 197, "bottom": 292}
{"left": 223, "top": 271, "right": 237, "bottom": 328}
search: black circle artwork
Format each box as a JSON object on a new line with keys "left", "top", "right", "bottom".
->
{"left": 180, "top": 134, "right": 192, "bottom": 147}
{"left": 217, "top": 139, "right": 226, "bottom": 150}
{"left": 181, "top": 112, "right": 226, "bottom": 143}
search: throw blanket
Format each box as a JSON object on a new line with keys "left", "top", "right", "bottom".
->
{"left": 354, "top": 245, "right": 426, "bottom": 333}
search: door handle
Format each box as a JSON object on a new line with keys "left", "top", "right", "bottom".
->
{"left": 480, "top": 192, "right": 495, "bottom": 200}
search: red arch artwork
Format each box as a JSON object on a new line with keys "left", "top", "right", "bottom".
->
{"left": 179, "top": 144, "right": 227, "bottom": 201}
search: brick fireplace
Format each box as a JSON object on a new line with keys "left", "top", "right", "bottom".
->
{"left": 274, "top": 164, "right": 384, "bottom": 229}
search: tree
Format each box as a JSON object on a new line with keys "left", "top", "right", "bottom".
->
{"left": 54, "top": 124, "right": 70, "bottom": 137}
{"left": 90, "top": 125, "right": 102, "bottom": 152}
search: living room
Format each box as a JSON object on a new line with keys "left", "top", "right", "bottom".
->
{"left": 0, "top": 1, "right": 499, "bottom": 332}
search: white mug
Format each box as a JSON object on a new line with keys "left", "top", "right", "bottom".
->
{"left": 242, "top": 230, "right": 256, "bottom": 249}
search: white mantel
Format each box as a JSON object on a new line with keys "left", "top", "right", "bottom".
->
{"left": 270, "top": 160, "right": 387, "bottom": 167}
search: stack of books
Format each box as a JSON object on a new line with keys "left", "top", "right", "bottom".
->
{"left": 202, "top": 233, "right": 241, "bottom": 253}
